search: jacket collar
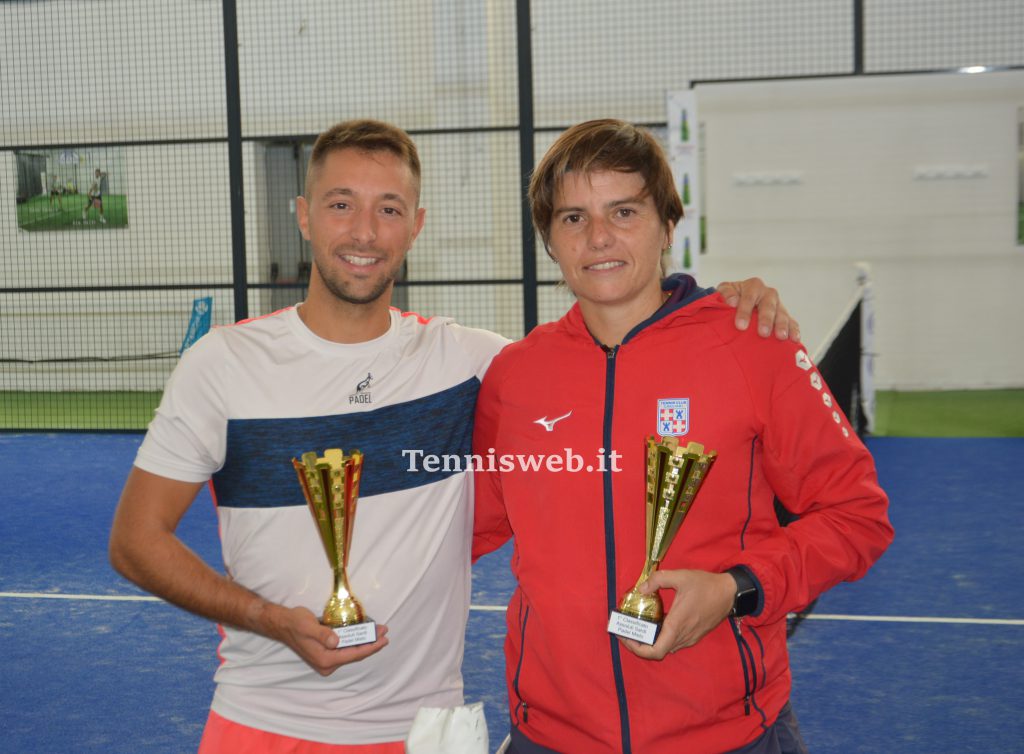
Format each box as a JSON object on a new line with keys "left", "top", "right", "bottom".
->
{"left": 562, "top": 273, "right": 717, "bottom": 347}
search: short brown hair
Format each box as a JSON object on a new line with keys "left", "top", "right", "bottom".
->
{"left": 305, "top": 119, "right": 422, "bottom": 201}
{"left": 529, "top": 119, "right": 682, "bottom": 251}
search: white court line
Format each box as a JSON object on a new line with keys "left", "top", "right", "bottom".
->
{"left": 17, "top": 208, "right": 73, "bottom": 228}
{"left": 0, "top": 591, "right": 160, "bottom": 602}
{"left": 797, "top": 613, "right": 1024, "bottom": 626}
{"left": 2, "top": 593, "right": 1021, "bottom": 626}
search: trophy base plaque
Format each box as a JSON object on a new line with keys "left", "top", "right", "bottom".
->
{"left": 607, "top": 611, "right": 660, "bottom": 645}
{"left": 332, "top": 620, "right": 378, "bottom": 648}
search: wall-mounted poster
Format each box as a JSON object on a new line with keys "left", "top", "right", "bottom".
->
{"left": 666, "top": 88, "right": 701, "bottom": 275}
{"left": 14, "top": 146, "right": 128, "bottom": 231}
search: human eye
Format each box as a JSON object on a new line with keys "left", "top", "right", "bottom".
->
{"left": 329, "top": 201, "right": 350, "bottom": 211}
{"left": 615, "top": 206, "right": 636, "bottom": 219}
{"left": 562, "top": 213, "right": 583, "bottom": 225}
{"left": 381, "top": 206, "right": 403, "bottom": 217}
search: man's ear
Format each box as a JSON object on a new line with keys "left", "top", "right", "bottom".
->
{"left": 296, "top": 195, "right": 310, "bottom": 241}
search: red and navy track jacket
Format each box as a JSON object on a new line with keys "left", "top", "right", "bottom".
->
{"left": 472, "top": 281, "right": 893, "bottom": 754}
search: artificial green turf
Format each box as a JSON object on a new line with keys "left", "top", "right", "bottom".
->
{"left": 16, "top": 194, "right": 129, "bottom": 231}
{"left": 873, "top": 389, "right": 1024, "bottom": 437}
{"left": 0, "top": 391, "right": 161, "bottom": 431}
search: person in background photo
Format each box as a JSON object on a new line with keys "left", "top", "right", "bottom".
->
{"left": 82, "top": 168, "right": 107, "bottom": 223}
{"left": 48, "top": 174, "right": 62, "bottom": 211}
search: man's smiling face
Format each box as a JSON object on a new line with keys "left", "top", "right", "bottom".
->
{"left": 297, "top": 147, "right": 425, "bottom": 306}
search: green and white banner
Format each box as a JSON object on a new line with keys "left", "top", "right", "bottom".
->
{"left": 666, "top": 89, "right": 700, "bottom": 275}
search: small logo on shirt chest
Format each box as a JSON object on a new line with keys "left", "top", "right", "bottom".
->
{"left": 657, "top": 398, "right": 690, "bottom": 436}
{"left": 534, "top": 410, "right": 572, "bottom": 432}
{"left": 350, "top": 373, "right": 373, "bottom": 404}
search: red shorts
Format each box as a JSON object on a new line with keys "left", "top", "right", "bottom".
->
{"left": 198, "top": 709, "right": 406, "bottom": 754}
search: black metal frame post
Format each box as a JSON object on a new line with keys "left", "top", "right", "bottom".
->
{"left": 516, "top": 0, "right": 537, "bottom": 335}
{"left": 222, "top": 0, "right": 248, "bottom": 322}
{"left": 853, "top": 0, "right": 864, "bottom": 74}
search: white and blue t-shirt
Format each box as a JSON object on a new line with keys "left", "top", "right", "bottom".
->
{"left": 135, "top": 305, "right": 509, "bottom": 744}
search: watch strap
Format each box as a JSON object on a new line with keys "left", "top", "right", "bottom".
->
{"left": 726, "top": 565, "right": 760, "bottom": 618}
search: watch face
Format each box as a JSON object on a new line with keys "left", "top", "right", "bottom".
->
{"left": 727, "top": 566, "right": 759, "bottom": 617}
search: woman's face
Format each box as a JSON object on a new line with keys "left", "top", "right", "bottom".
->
{"left": 548, "top": 169, "right": 672, "bottom": 315}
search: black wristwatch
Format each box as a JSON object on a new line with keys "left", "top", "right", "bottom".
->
{"left": 726, "top": 566, "right": 760, "bottom": 618}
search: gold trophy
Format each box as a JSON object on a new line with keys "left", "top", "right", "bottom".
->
{"left": 292, "top": 448, "right": 377, "bottom": 648}
{"left": 607, "top": 436, "right": 717, "bottom": 645}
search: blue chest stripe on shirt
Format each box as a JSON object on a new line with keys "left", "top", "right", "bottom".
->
{"left": 212, "top": 377, "right": 479, "bottom": 508}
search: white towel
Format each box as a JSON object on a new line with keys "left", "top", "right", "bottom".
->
{"left": 405, "top": 702, "right": 489, "bottom": 754}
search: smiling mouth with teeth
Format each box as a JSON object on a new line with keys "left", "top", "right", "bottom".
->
{"left": 342, "top": 255, "right": 378, "bottom": 266}
{"left": 587, "top": 261, "right": 624, "bottom": 271}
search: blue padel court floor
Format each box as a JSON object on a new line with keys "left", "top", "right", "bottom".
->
{"left": 1, "top": 433, "right": 1021, "bottom": 752}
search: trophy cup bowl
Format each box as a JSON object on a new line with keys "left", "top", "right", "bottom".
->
{"left": 607, "top": 436, "right": 717, "bottom": 645}
{"left": 292, "top": 448, "right": 377, "bottom": 647}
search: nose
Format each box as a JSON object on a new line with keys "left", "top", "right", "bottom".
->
{"left": 349, "top": 209, "right": 377, "bottom": 245}
{"left": 587, "top": 216, "right": 613, "bottom": 249}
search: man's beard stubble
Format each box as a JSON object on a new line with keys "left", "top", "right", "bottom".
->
{"left": 314, "top": 249, "right": 400, "bottom": 306}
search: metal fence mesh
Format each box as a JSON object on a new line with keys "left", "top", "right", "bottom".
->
{"left": 2, "top": 0, "right": 1021, "bottom": 430}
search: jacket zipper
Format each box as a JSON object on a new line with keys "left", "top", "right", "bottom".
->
{"left": 512, "top": 603, "right": 531, "bottom": 725}
{"left": 602, "top": 345, "right": 633, "bottom": 754}
{"left": 735, "top": 439, "right": 769, "bottom": 725}
{"left": 744, "top": 621, "right": 769, "bottom": 727}
{"left": 729, "top": 616, "right": 754, "bottom": 715}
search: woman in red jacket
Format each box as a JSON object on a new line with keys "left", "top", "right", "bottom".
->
{"left": 473, "top": 119, "right": 893, "bottom": 754}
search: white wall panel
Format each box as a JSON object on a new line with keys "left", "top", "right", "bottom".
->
{"left": 699, "top": 71, "right": 1024, "bottom": 389}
